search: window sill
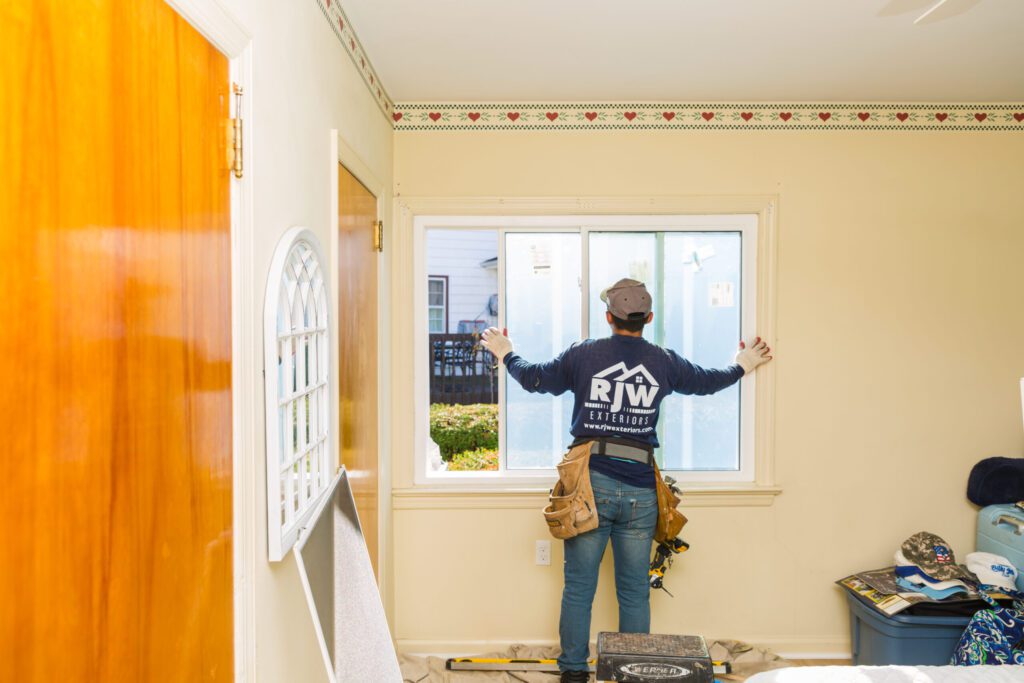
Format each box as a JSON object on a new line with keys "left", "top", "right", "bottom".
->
{"left": 391, "top": 484, "right": 781, "bottom": 510}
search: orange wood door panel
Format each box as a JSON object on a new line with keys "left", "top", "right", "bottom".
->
{"left": 338, "top": 165, "right": 380, "bottom": 578}
{"left": 0, "top": 1, "right": 233, "bottom": 680}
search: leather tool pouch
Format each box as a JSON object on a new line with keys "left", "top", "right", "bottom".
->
{"left": 653, "top": 460, "right": 687, "bottom": 544}
{"left": 543, "top": 442, "right": 599, "bottom": 539}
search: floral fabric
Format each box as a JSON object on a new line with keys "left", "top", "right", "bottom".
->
{"left": 951, "top": 590, "right": 1024, "bottom": 666}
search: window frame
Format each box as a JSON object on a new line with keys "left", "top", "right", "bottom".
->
{"left": 408, "top": 199, "right": 777, "bottom": 495}
{"left": 427, "top": 275, "right": 449, "bottom": 333}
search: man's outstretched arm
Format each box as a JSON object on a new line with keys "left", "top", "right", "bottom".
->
{"left": 480, "top": 327, "right": 573, "bottom": 396}
{"left": 669, "top": 337, "right": 773, "bottom": 395}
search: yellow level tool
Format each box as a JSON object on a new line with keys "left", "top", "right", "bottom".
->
{"left": 444, "top": 657, "right": 732, "bottom": 675}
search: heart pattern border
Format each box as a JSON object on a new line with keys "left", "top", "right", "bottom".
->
{"left": 392, "top": 103, "right": 1024, "bottom": 131}
{"left": 314, "top": 0, "right": 1024, "bottom": 132}
{"left": 317, "top": 0, "right": 395, "bottom": 117}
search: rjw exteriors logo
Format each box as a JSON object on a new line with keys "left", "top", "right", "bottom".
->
{"left": 590, "top": 362, "right": 659, "bottom": 413}
{"left": 618, "top": 662, "right": 690, "bottom": 679}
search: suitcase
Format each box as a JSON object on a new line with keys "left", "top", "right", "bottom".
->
{"left": 977, "top": 504, "right": 1024, "bottom": 592}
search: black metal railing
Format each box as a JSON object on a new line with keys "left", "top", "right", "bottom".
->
{"left": 429, "top": 333, "right": 498, "bottom": 405}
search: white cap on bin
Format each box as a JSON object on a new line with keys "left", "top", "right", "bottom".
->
{"left": 966, "top": 552, "right": 1019, "bottom": 593}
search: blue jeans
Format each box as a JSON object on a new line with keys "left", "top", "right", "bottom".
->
{"left": 557, "top": 470, "right": 658, "bottom": 672}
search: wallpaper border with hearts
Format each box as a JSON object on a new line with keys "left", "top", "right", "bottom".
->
{"left": 392, "top": 103, "right": 1024, "bottom": 131}
{"left": 316, "top": 0, "right": 394, "bottom": 118}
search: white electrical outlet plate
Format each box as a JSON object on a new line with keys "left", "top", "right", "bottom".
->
{"left": 535, "top": 540, "right": 551, "bottom": 566}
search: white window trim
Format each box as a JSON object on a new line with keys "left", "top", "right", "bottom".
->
{"left": 264, "top": 226, "right": 335, "bottom": 562}
{"left": 407, "top": 197, "right": 778, "bottom": 500}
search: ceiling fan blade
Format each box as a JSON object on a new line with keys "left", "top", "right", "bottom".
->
{"left": 914, "top": 0, "right": 951, "bottom": 23}
{"left": 914, "top": 0, "right": 984, "bottom": 24}
{"left": 877, "top": 0, "right": 938, "bottom": 18}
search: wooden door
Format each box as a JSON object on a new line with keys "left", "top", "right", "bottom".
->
{"left": 0, "top": 1, "right": 233, "bottom": 680}
{"left": 337, "top": 165, "right": 380, "bottom": 577}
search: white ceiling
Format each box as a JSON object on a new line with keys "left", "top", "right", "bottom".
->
{"left": 342, "top": 0, "right": 1024, "bottom": 102}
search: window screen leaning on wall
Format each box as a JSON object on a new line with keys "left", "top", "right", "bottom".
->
{"left": 265, "top": 227, "right": 333, "bottom": 561}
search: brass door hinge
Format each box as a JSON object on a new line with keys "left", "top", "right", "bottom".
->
{"left": 227, "top": 84, "right": 243, "bottom": 179}
{"left": 373, "top": 220, "right": 384, "bottom": 252}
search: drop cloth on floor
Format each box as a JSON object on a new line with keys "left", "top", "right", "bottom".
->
{"left": 399, "top": 639, "right": 790, "bottom": 682}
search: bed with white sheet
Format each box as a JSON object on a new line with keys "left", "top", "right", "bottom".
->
{"left": 746, "top": 665, "right": 1024, "bottom": 682}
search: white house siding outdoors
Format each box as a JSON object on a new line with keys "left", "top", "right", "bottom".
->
{"left": 426, "top": 229, "right": 498, "bottom": 333}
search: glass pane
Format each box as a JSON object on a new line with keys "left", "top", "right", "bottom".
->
{"left": 505, "top": 233, "right": 582, "bottom": 469}
{"left": 425, "top": 230, "right": 500, "bottom": 472}
{"left": 589, "top": 231, "right": 741, "bottom": 471}
{"left": 428, "top": 279, "right": 445, "bottom": 306}
{"left": 428, "top": 309, "right": 444, "bottom": 333}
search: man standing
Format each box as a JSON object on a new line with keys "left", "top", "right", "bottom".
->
{"left": 480, "top": 278, "right": 772, "bottom": 683}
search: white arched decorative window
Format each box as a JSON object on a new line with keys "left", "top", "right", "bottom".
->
{"left": 265, "top": 227, "right": 333, "bottom": 561}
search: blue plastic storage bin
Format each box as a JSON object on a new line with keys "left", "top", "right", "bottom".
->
{"left": 846, "top": 592, "right": 971, "bottom": 665}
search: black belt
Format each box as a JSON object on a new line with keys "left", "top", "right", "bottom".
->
{"left": 573, "top": 437, "right": 654, "bottom": 467}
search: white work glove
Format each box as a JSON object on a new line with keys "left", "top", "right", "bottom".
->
{"left": 735, "top": 337, "right": 772, "bottom": 375}
{"left": 480, "top": 327, "right": 513, "bottom": 362}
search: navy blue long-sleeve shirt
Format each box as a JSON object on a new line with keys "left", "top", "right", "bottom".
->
{"left": 504, "top": 334, "right": 744, "bottom": 486}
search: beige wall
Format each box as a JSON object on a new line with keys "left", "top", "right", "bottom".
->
{"left": 390, "top": 129, "right": 1024, "bottom": 654}
{"left": 214, "top": 0, "right": 394, "bottom": 680}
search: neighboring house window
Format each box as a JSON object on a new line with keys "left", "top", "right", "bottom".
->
{"left": 428, "top": 276, "right": 448, "bottom": 333}
{"left": 265, "top": 227, "right": 333, "bottom": 561}
{"left": 419, "top": 215, "right": 762, "bottom": 485}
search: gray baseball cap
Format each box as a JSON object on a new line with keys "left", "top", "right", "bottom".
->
{"left": 600, "top": 278, "right": 652, "bottom": 320}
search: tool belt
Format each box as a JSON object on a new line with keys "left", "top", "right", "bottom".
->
{"left": 543, "top": 442, "right": 599, "bottom": 539}
{"left": 582, "top": 436, "right": 687, "bottom": 543}
{"left": 544, "top": 438, "right": 687, "bottom": 543}
{"left": 652, "top": 459, "right": 687, "bottom": 544}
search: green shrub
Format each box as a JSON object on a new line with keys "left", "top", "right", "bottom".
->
{"left": 447, "top": 448, "right": 499, "bottom": 472}
{"left": 430, "top": 403, "right": 498, "bottom": 460}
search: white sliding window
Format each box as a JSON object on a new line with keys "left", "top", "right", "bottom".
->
{"left": 418, "top": 214, "right": 758, "bottom": 485}
{"left": 587, "top": 231, "right": 743, "bottom": 472}
{"left": 503, "top": 232, "right": 582, "bottom": 469}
